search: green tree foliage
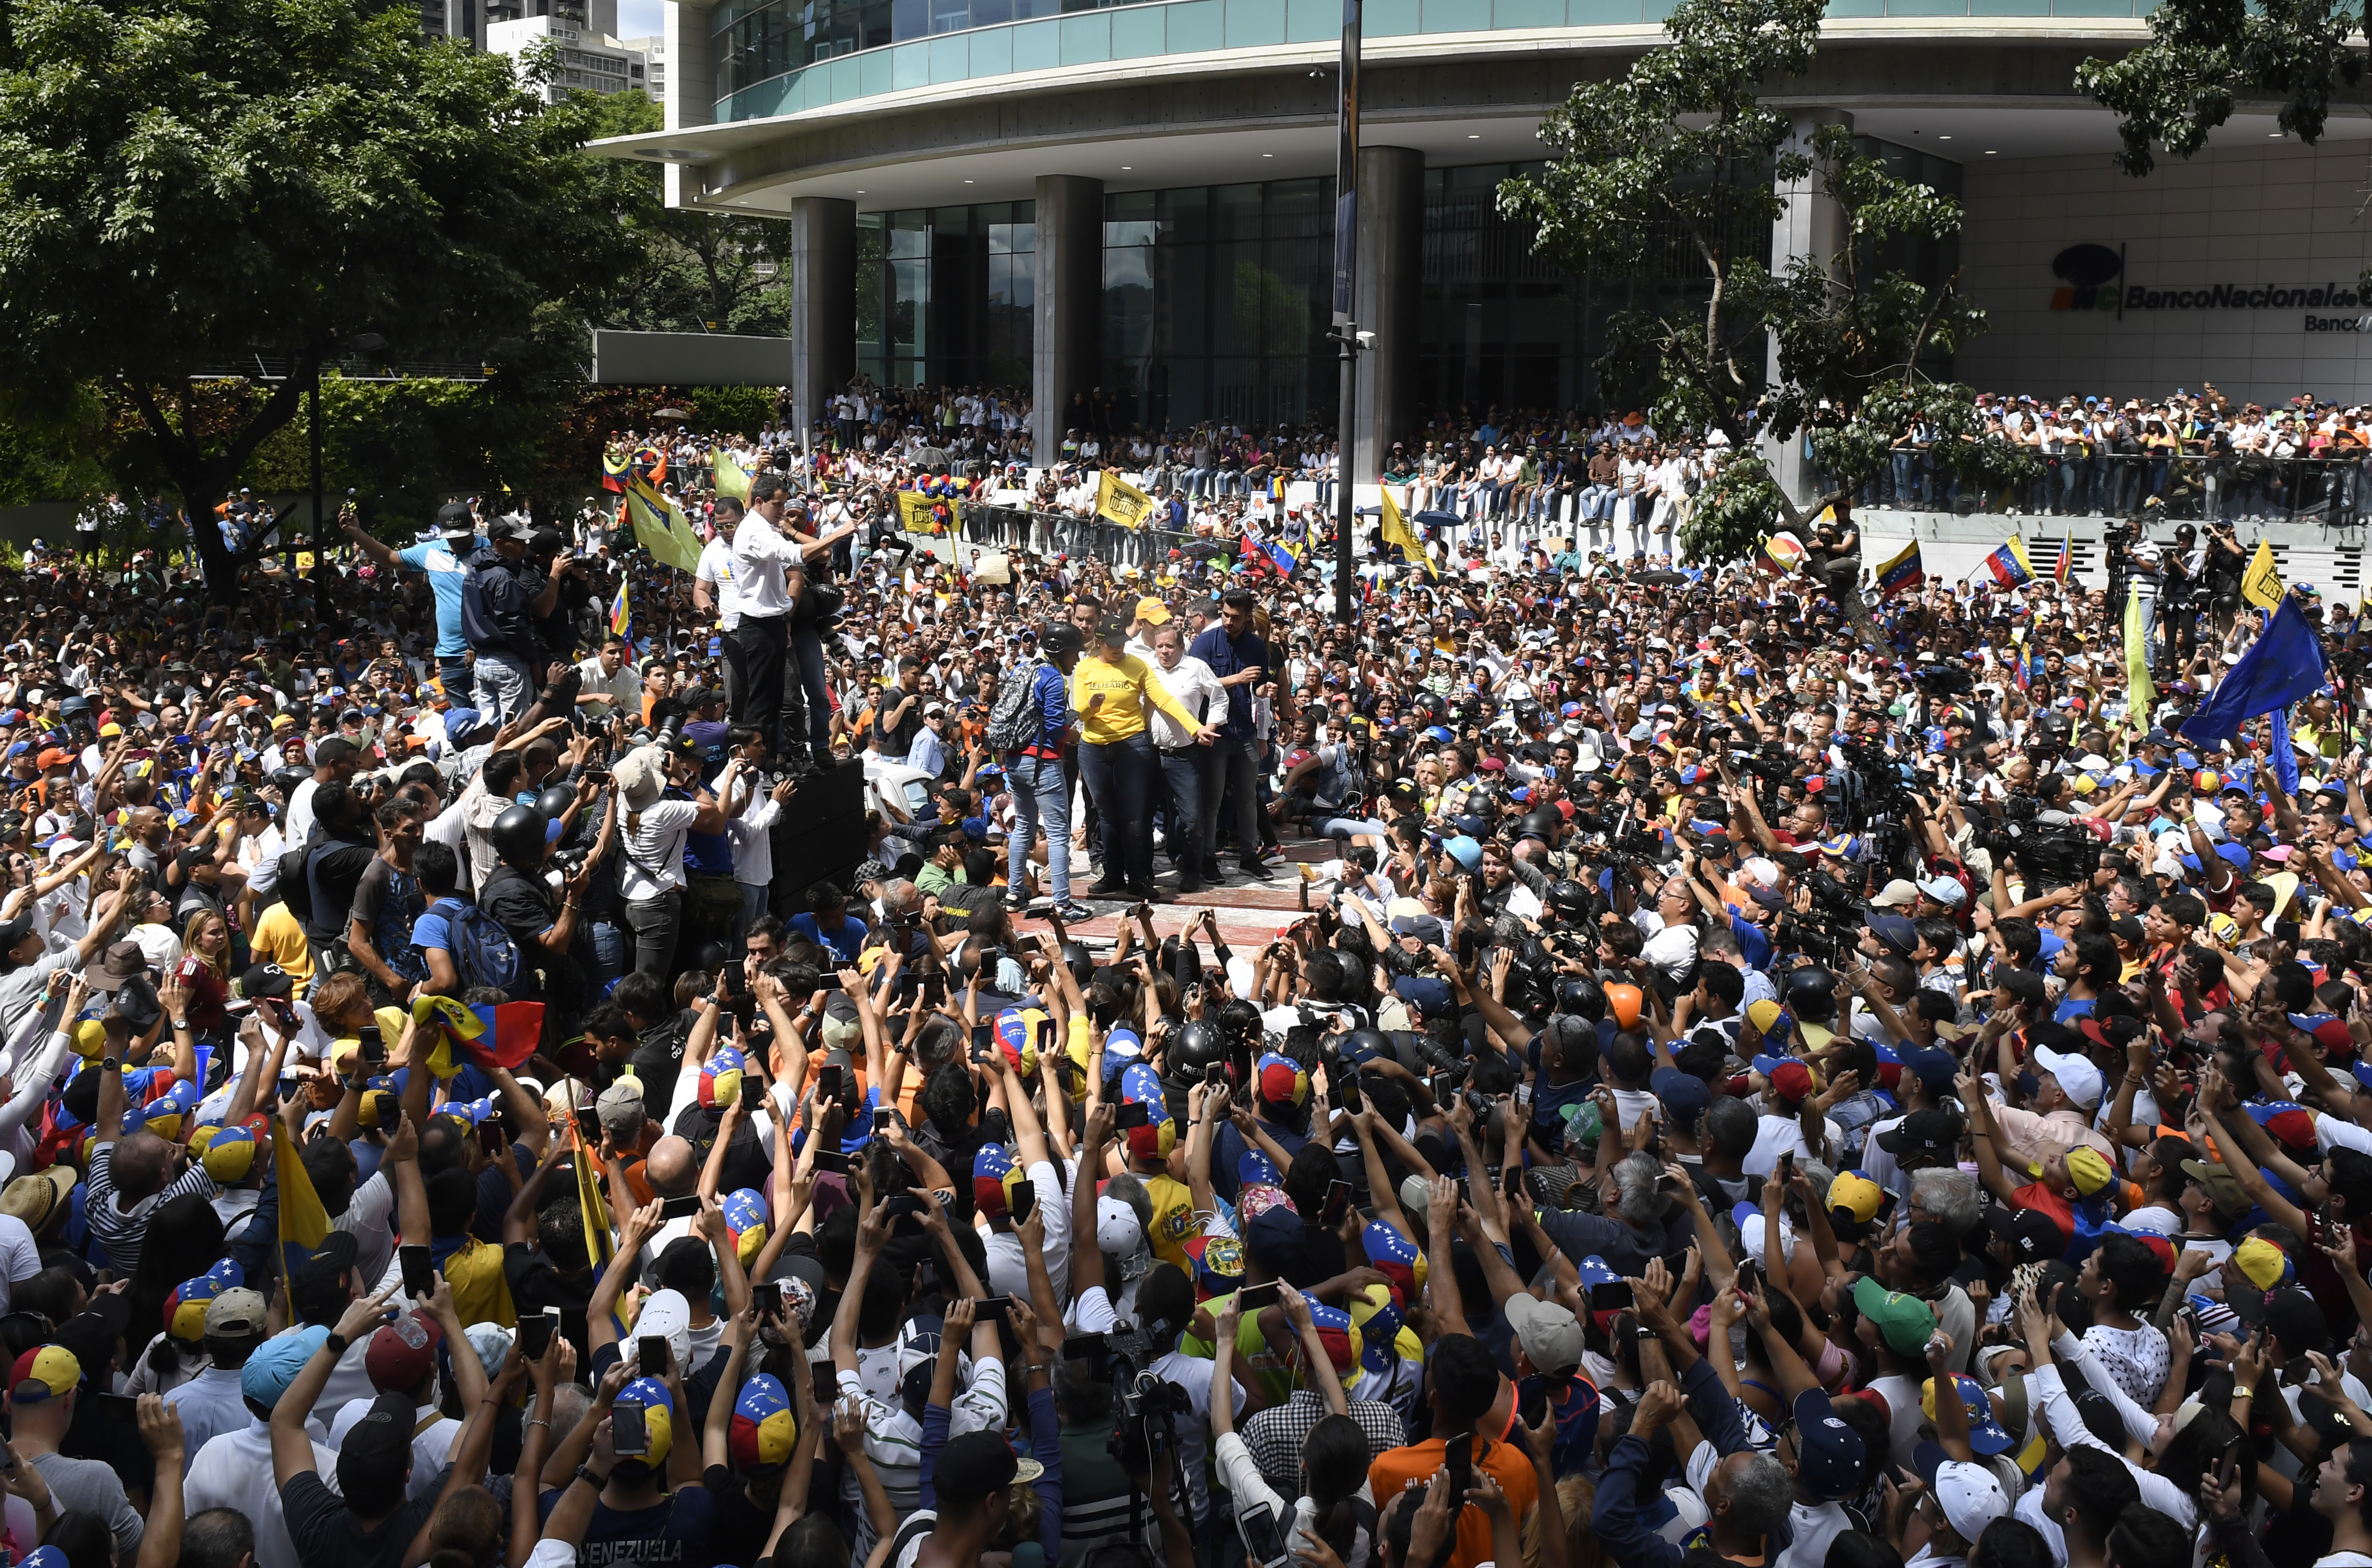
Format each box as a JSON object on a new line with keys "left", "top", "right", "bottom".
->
{"left": 2078, "top": 0, "right": 2365, "bottom": 178}
{"left": 0, "top": 0, "right": 636, "bottom": 595}
{"left": 580, "top": 91, "right": 793, "bottom": 337}
{"left": 1497, "top": 0, "right": 2027, "bottom": 567}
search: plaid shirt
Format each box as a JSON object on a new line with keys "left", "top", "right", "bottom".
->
{"left": 1243, "top": 1388, "right": 1408, "bottom": 1490}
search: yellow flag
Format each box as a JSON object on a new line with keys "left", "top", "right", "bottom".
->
{"left": 1095, "top": 470, "right": 1154, "bottom": 530}
{"left": 273, "top": 1119, "right": 331, "bottom": 1283}
{"left": 1379, "top": 488, "right": 1435, "bottom": 579}
{"left": 2242, "top": 538, "right": 2284, "bottom": 610}
{"left": 712, "top": 447, "right": 752, "bottom": 503}
{"left": 664, "top": 493, "right": 706, "bottom": 565}
{"left": 2125, "top": 584, "right": 2157, "bottom": 716}
{"left": 897, "top": 491, "right": 941, "bottom": 535}
{"left": 624, "top": 479, "right": 700, "bottom": 573}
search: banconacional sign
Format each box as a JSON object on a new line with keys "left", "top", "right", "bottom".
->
{"left": 2122, "top": 282, "right": 2364, "bottom": 310}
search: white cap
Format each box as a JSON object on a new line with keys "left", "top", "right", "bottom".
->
{"left": 1739, "top": 1211, "right": 1796, "bottom": 1262}
{"left": 2030, "top": 1045, "right": 2104, "bottom": 1110}
{"left": 1928, "top": 1455, "right": 2011, "bottom": 1538}
{"left": 630, "top": 1288, "right": 692, "bottom": 1372}
{"left": 1095, "top": 1194, "right": 1145, "bottom": 1258}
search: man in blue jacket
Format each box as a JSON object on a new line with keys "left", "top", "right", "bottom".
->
{"left": 461, "top": 516, "right": 539, "bottom": 723}
{"left": 1185, "top": 587, "right": 1272, "bottom": 881}
{"left": 1003, "top": 622, "right": 1088, "bottom": 923}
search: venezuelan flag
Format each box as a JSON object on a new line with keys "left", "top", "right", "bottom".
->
{"left": 601, "top": 445, "right": 631, "bottom": 495}
{"left": 1874, "top": 541, "right": 1924, "bottom": 600}
{"left": 610, "top": 579, "right": 631, "bottom": 643}
{"left": 273, "top": 1118, "right": 333, "bottom": 1282}
{"left": 1264, "top": 537, "right": 1298, "bottom": 575}
{"left": 2055, "top": 531, "right": 2073, "bottom": 586}
{"left": 1982, "top": 536, "right": 2035, "bottom": 589}
{"left": 413, "top": 995, "right": 545, "bottom": 1081}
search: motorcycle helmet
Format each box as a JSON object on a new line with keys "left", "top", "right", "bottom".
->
{"left": 534, "top": 783, "right": 574, "bottom": 821}
{"left": 489, "top": 804, "right": 552, "bottom": 868}
{"left": 1060, "top": 942, "right": 1094, "bottom": 990}
{"left": 1785, "top": 964, "right": 1841, "bottom": 1023}
{"left": 1555, "top": 976, "right": 1605, "bottom": 1020}
{"left": 1167, "top": 1020, "right": 1227, "bottom": 1081}
{"left": 1528, "top": 812, "right": 1568, "bottom": 848}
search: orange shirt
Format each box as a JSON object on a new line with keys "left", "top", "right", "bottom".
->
{"left": 1368, "top": 1435, "right": 1538, "bottom": 1568}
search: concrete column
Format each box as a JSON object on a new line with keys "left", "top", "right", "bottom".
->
{"left": 791, "top": 197, "right": 856, "bottom": 441}
{"left": 1033, "top": 174, "right": 1104, "bottom": 466}
{"left": 661, "top": 0, "right": 715, "bottom": 209}
{"left": 1353, "top": 145, "right": 1424, "bottom": 484}
{"left": 1765, "top": 108, "right": 1851, "bottom": 507}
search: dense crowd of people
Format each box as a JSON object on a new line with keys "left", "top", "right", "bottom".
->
{"left": 12, "top": 391, "right": 2372, "bottom": 1568}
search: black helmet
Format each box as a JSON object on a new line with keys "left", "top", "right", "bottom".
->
{"left": 489, "top": 804, "right": 551, "bottom": 868}
{"left": 1513, "top": 700, "right": 1541, "bottom": 728}
{"left": 269, "top": 765, "right": 310, "bottom": 796}
{"left": 1060, "top": 942, "right": 1093, "bottom": 989}
{"left": 1040, "top": 622, "right": 1084, "bottom": 658}
{"left": 1343, "top": 1029, "right": 1390, "bottom": 1064}
{"left": 691, "top": 941, "right": 730, "bottom": 976}
{"left": 1544, "top": 877, "right": 1588, "bottom": 917}
{"left": 1526, "top": 811, "right": 1567, "bottom": 846}
{"left": 1168, "top": 1019, "right": 1227, "bottom": 1080}
{"left": 534, "top": 783, "right": 574, "bottom": 821}
{"left": 1555, "top": 976, "right": 1605, "bottom": 1019}
{"left": 1785, "top": 964, "right": 1840, "bottom": 1022}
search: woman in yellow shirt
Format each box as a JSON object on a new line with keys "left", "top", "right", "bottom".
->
{"left": 1072, "top": 618, "right": 1216, "bottom": 898}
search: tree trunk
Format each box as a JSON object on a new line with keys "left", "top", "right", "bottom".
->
{"left": 125, "top": 366, "right": 315, "bottom": 608}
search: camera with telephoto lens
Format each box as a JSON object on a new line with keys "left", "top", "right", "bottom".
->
{"left": 1094, "top": 1318, "right": 1190, "bottom": 1473}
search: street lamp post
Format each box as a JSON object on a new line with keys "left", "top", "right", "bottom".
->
{"left": 1329, "top": 0, "right": 1361, "bottom": 627}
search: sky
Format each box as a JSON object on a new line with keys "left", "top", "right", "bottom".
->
{"left": 619, "top": 0, "right": 662, "bottom": 38}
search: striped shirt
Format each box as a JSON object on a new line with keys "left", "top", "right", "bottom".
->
{"left": 835, "top": 1357, "right": 1006, "bottom": 1565}
{"left": 86, "top": 1142, "right": 218, "bottom": 1277}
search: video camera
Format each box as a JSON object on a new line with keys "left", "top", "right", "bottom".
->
{"left": 1075, "top": 1318, "right": 1192, "bottom": 1474}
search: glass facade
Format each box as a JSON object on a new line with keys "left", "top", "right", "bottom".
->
{"left": 855, "top": 202, "right": 1037, "bottom": 389}
{"left": 849, "top": 150, "right": 1954, "bottom": 428}
{"left": 1100, "top": 179, "right": 1339, "bottom": 434}
{"left": 715, "top": 0, "right": 2165, "bottom": 123}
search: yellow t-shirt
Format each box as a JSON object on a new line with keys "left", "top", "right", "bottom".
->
{"left": 1070, "top": 653, "right": 1198, "bottom": 747}
{"left": 250, "top": 900, "right": 314, "bottom": 987}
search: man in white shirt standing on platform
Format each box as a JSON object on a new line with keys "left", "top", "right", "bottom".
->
{"left": 728, "top": 490, "right": 800, "bottom": 756}
{"left": 698, "top": 495, "right": 748, "bottom": 716}
{"left": 1146, "top": 617, "right": 1226, "bottom": 896}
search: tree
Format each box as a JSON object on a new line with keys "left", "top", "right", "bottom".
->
{"left": 0, "top": 0, "right": 637, "bottom": 598}
{"left": 580, "top": 91, "right": 793, "bottom": 337}
{"left": 2078, "top": 0, "right": 2365, "bottom": 177}
{"left": 1497, "top": 0, "right": 2027, "bottom": 569}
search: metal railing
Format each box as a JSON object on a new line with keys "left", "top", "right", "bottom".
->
{"left": 1853, "top": 451, "right": 2372, "bottom": 528}
{"left": 953, "top": 500, "right": 1206, "bottom": 568}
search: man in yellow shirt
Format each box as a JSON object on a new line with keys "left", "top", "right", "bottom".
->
{"left": 1071, "top": 618, "right": 1216, "bottom": 899}
{"left": 248, "top": 896, "right": 313, "bottom": 988}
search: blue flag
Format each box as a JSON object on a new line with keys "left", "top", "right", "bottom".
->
{"left": 2270, "top": 704, "right": 2301, "bottom": 795}
{"left": 2177, "top": 596, "right": 2330, "bottom": 749}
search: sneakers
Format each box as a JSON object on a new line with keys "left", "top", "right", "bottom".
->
{"left": 1002, "top": 892, "right": 1029, "bottom": 913}
{"left": 1051, "top": 900, "right": 1094, "bottom": 924}
{"left": 1083, "top": 879, "right": 1129, "bottom": 899}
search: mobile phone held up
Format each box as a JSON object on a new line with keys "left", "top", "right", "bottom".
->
{"left": 399, "top": 1244, "right": 434, "bottom": 1300}
{"left": 517, "top": 1308, "right": 559, "bottom": 1360}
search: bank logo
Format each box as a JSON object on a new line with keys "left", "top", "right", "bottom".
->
{"left": 2049, "top": 243, "right": 2123, "bottom": 310}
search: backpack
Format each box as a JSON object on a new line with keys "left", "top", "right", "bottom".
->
{"left": 431, "top": 893, "right": 523, "bottom": 995}
{"left": 275, "top": 843, "right": 314, "bottom": 922}
{"left": 985, "top": 655, "right": 1049, "bottom": 754}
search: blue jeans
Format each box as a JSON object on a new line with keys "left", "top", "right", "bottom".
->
{"left": 471, "top": 649, "right": 534, "bottom": 725}
{"left": 789, "top": 626, "right": 833, "bottom": 757}
{"left": 1078, "top": 734, "right": 1154, "bottom": 889}
{"left": 1198, "top": 732, "right": 1263, "bottom": 868}
{"left": 586, "top": 917, "right": 628, "bottom": 998}
{"left": 736, "top": 883, "right": 768, "bottom": 942}
{"left": 1005, "top": 754, "right": 1073, "bottom": 903}
{"left": 1156, "top": 747, "right": 1204, "bottom": 880}
{"left": 436, "top": 655, "right": 470, "bottom": 701}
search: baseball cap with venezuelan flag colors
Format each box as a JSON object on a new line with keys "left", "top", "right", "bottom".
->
{"left": 165, "top": 1260, "right": 242, "bottom": 1344}
{"left": 973, "top": 1142, "right": 1024, "bottom": 1220}
{"left": 721, "top": 1188, "right": 769, "bottom": 1267}
{"left": 1255, "top": 1052, "right": 1308, "bottom": 1109}
{"left": 11, "top": 1345, "right": 78, "bottom": 1401}
{"left": 699, "top": 1047, "right": 746, "bottom": 1110}
{"left": 1361, "top": 1220, "right": 1427, "bottom": 1298}
{"left": 1118, "top": 1063, "right": 1174, "bottom": 1162}
{"left": 728, "top": 1374, "right": 797, "bottom": 1469}
{"left": 616, "top": 1375, "right": 676, "bottom": 1466}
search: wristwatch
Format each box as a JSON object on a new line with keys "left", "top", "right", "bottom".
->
{"left": 170, "top": 1017, "right": 190, "bottom": 1032}
{"left": 575, "top": 1465, "right": 609, "bottom": 1490}
{"left": 323, "top": 1332, "right": 349, "bottom": 1356}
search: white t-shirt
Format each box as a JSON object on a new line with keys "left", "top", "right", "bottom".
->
{"left": 617, "top": 799, "right": 702, "bottom": 900}
{"left": 0, "top": 1214, "right": 39, "bottom": 1311}
{"left": 696, "top": 535, "right": 742, "bottom": 632}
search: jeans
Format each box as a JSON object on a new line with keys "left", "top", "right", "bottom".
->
{"left": 1005, "top": 753, "right": 1073, "bottom": 903}
{"left": 1198, "top": 732, "right": 1263, "bottom": 869}
{"left": 1078, "top": 734, "right": 1155, "bottom": 889}
{"left": 1156, "top": 747, "right": 1204, "bottom": 882}
{"left": 736, "top": 882, "right": 769, "bottom": 943}
{"left": 623, "top": 888, "right": 684, "bottom": 979}
{"left": 586, "top": 917, "right": 628, "bottom": 998}
{"left": 789, "top": 626, "right": 833, "bottom": 757}
{"left": 436, "top": 655, "right": 470, "bottom": 701}
{"left": 470, "top": 649, "right": 533, "bottom": 725}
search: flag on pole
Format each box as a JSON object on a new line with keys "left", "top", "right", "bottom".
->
{"left": 2178, "top": 595, "right": 2330, "bottom": 746}
{"left": 2055, "top": 532, "right": 2072, "bottom": 585}
{"left": 1982, "top": 536, "right": 2036, "bottom": 589}
{"left": 572, "top": 1114, "right": 619, "bottom": 1330}
{"left": 712, "top": 447, "right": 752, "bottom": 503}
{"left": 610, "top": 579, "right": 631, "bottom": 643}
{"left": 273, "top": 1118, "right": 333, "bottom": 1284}
{"left": 1378, "top": 488, "right": 1434, "bottom": 578}
{"left": 1095, "top": 471, "right": 1155, "bottom": 530}
{"left": 2124, "top": 584, "right": 2157, "bottom": 719}
{"left": 2243, "top": 538, "right": 2285, "bottom": 610}
{"left": 1760, "top": 532, "right": 1808, "bottom": 575}
{"left": 600, "top": 445, "right": 631, "bottom": 495}
{"left": 624, "top": 479, "right": 701, "bottom": 573}
{"left": 1874, "top": 541, "right": 1925, "bottom": 599}
{"left": 897, "top": 491, "right": 941, "bottom": 535}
